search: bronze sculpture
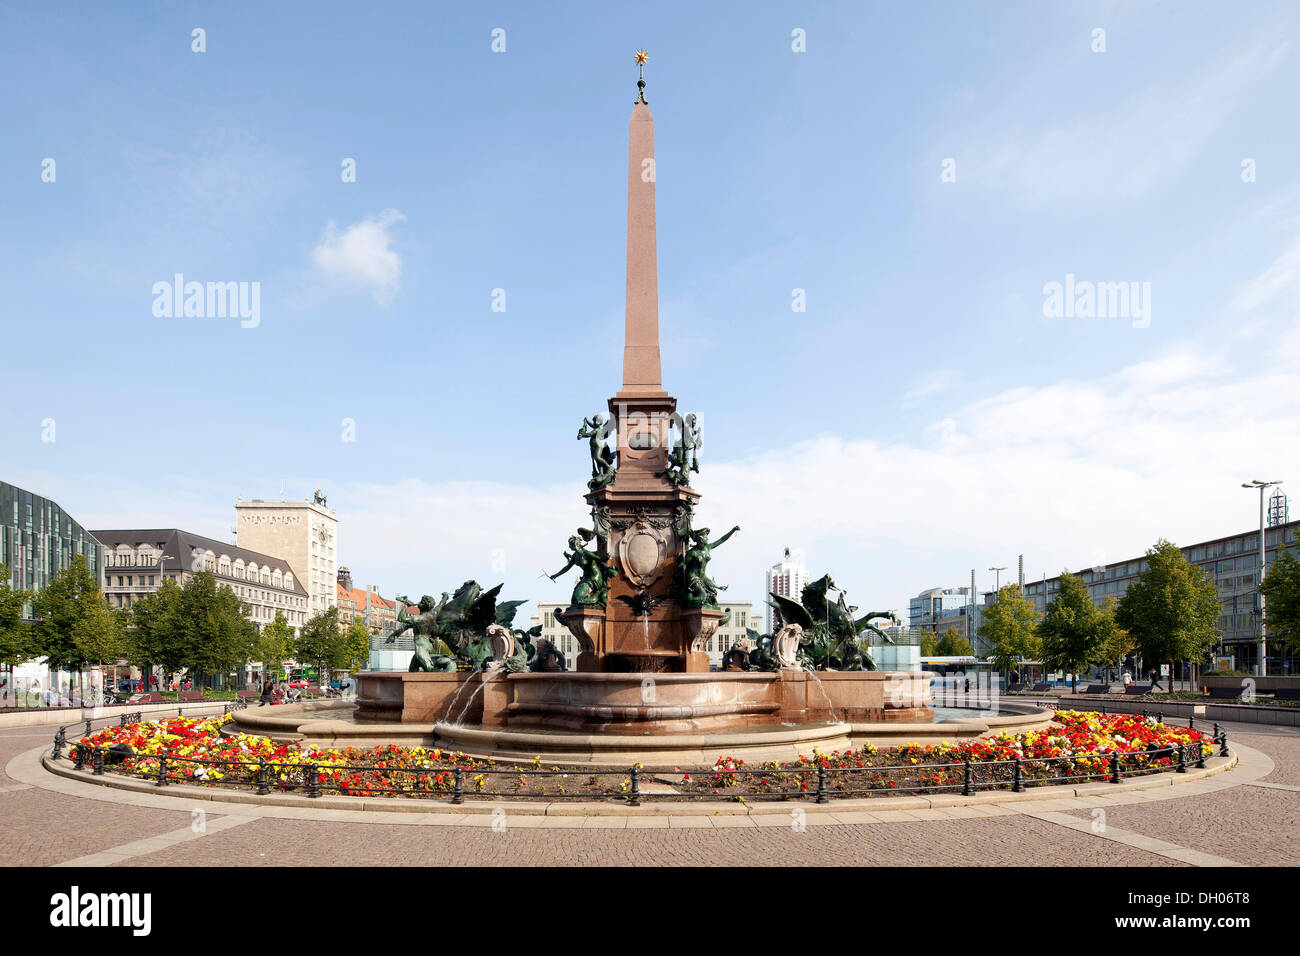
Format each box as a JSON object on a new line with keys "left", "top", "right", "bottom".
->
{"left": 578, "top": 414, "right": 618, "bottom": 490}
{"left": 548, "top": 534, "right": 618, "bottom": 608}
{"left": 677, "top": 524, "right": 740, "bottom": 609}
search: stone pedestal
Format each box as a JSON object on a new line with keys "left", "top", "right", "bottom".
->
{"left": 681, "top": 607, "right": 726, "bottom": 673}
{"left": 558, "top": 606, "right": 606, "bottom": 672}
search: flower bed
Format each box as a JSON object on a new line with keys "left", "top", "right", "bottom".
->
{"left": 67, "top": 709, "right": 1211, "bottom": 801}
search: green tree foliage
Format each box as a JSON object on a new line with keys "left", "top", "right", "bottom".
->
{"left": 1259, "top": 547, "right": 1300, "bottom": 652}
{"left": 1115, "top": 539, "right": 1222, "bottom": 689}
{"left": 339, "top": 619, "right": 372, "bottom": 672}
{"left": 0, "top": 564, "right": 34, "bottom": 667}
{"left": 935, "top": 630, "right": 973, "bottom": 656}
{"left": 72, "top": 598, "right": 130, "bottom": 670}
{"left": 978, "top": 584, "right": 1043, "bottom": 673}
{"left": 31, "top": 556, "right": 105, "bottom": 669}
{"left": 254, "top": 611, "right": 294, "bottom": 679}
{"left": 294, "top": 605, "right": 343, "bottom": 680}
{"left": 1038, "top": 571, "right": 1117, "bottom": 693}
{"left": 130, "top": 572, "right": 256, "bottom": 682}
{"left": 920, "top": 631, "right": 937, "bottom": 657}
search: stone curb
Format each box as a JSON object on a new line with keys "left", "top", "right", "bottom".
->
{"left": 37, "top": 745, "right": 1240, "bottom": 818}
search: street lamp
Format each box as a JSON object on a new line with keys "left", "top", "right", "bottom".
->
{"left": 1242, "top": 480, "right": 1281, "bottom": 677}
{"left": 989, "top": 566, "right": 1007, "bottom": 591}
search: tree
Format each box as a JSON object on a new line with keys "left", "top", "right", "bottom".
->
{"left": 920, "top": 631, "right": 937, "bottom": 657}
{"left": 294, "top": 606, "right": 343, "bottom": 682}
{"left": 1259, "top": 546, "right": 1300, "bottom": 653}
{"left": 31, "top": 556, "right": 104, "bottom": 670}
{"left": 978, "top": 584, "right": 1042, "bottom": 674}
{"left": 0, "top": 564, "right": 33, "bottom": 667}
{"left": 1115, "top": 539, "right": 1222, "bottom": 691}
{"left": 338, "top": 619, "right": 372, "bottom": 673}
{"left": 935, "top": 630, "right": 973, "bottom": 656}
{"left": 72, "top": 599, "right": 130, "bottom": 699}
{"left": 131, "top": 572, "right": 255, "bottom": 687}
{"left": 254, "top": 611, "right": 294, "bottom": 683}
{"left": 1038, "top": 571, "right": 1116, "bottom": 694}
{"left": 130, "top": 578, "right": 185, "bottom": 679}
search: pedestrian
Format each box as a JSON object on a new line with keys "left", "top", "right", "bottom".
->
{"left": 1122, "top": 670, "right": 1133, "bottom": 688}
{"left": 1149, "top": 668, "right": 1163, "bottom": 692}
{"left": 259, "top": 679, "right": 275, "bottom": 707}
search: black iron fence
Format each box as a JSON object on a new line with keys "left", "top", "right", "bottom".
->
{"left": 51, "top": 712, "right": 1227, "bottom": 806}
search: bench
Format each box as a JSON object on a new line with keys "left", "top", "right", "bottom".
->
{"left": 1005, "top": 683, "right": 1025, "bottom": 694}
{"left": 1207, "top": 685, "right": 1247, "bottom": 700}
{"left": 1274, "top": 688, "right": 1300, "bottom": 701}
{"left": 1083, "top": 684, "right": 1111, "bottom": 694}
{"left": 1030, "top": 682, "right": 1052, "bottom": 693}
{"left": 177, "top": 690, "right": 205, "bottom": 703}
{"left": 1124, "top": 684, "right": 1151, "bottom": 695}
{"left": 129, "top": 692, "right": 165, "bottom": 704}
{"left": 236, "top": 690, "right": 260, "bottom": 700}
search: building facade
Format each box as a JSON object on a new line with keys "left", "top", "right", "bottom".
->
{"left": 336, "top": 567, "right": 398, "bottom": 634}
{"left": 235, "top": 494, "right": 338, "bottom": 616}
{"left": 1021, "top": 519, "right": 1300, "bottom": 674}
{"left": 1, "top": 481, "right": 104, "bottom": 592}
{"left": 909, "top": 586, "right": 983, "bottom": 637}
{"left": 91, "top": 529, "right": 310, "bottom": 632}
{"left": 764, "top": 547, "right": 809, "bottom": 633}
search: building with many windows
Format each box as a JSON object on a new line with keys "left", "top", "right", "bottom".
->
{"left": 1, "top": 480, "right": 104, "bottom": 592}
{"left": 91, "top": 528, "right": 310, "bottom": 633}
{"left": 235, "top": 494, "right": 338, "bottom": 616}
{"left": 764, "top": 547, "right": 809, "bottom": 633}
{"left": 909, "top": 586, "right": 983, "bottom": 637}
{"left": 1021, "top": 519, "right": 1300, "bottom": 674}
{"left": 336, "top": 567, "right": 398, "bottom": 634}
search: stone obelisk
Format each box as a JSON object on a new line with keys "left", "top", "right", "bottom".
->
{"left": 562, "top": 52, "right": 723, "bottom": 674}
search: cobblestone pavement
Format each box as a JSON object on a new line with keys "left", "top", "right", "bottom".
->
{"left": 2, "top": 716, "right": 1295, "bottom": 867}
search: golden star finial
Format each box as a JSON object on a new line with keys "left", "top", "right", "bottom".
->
{"left": 635, "top": 49, "right": 648, "bottom": 65}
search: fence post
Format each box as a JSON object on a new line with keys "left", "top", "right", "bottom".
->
{"left": 1196, "top": 741, "right": 1207, "bottom": 769}
{"left": 452, "top": 766, "right": 464, "bottom": 805}
{"left": 84, "top": 718, "right": 92, "bottom": 737}
{"left": 256, "top": 764, "right": 270, "bottom": 796}
{"left": 1110, "top": 752, "right": 1121, "bottom": 784}
{"left": 962, "top": 757, "right": 972, "bottom": 796}
{"left": 51, "top": 727, "right": 65, "bottom": 761}
{"left": 157, "top": 755, "right": 169, "bottom": 786}
{"left": 815, "top": 764, "right": 829, "bottom": 804}
{"left": 1011, "top": 756, "right": 1023, "bottom": 793}
{"left": 1176, "top": 743, "right": 1187, "bottom": 773}
{"left": 1156, "top": 712, "right": 1163, "bottom": 725}
{"left": 73, "top": 744, "right": 86, "bottom": 771}
{"left": 1188, "top": 715, "right": 1194, "bottom": 731}
{"left": 1212, "top": 722, "right": 1221, "bottom": 744}
{"left": 628, "top": 766, "right": 641, "bottom": 807}
{"left": 92, "top": 748, "right": 104, "bottom": 776}
{"left": 1219, "top": 731, "right": 1229, "bottom": 758}
{"left": 306, "top": 763, "right": 320, "bottom": 798}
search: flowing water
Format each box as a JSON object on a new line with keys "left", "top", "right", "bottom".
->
{"left": 803, "top": 669, "right": 840, "bottom": 724}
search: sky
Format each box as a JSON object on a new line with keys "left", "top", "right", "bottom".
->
{"left": 2, "top": 1, "right": 1299, "bottom": 622}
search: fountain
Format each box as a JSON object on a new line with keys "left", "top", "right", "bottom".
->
{"left": 229, "top": 56, "right": 1050, "bottom": 766}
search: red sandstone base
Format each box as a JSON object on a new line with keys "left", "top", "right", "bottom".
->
{"left": 355, "top": 669, "right": 933, "bottom": 735}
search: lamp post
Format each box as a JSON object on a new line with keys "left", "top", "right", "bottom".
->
{"left": 989, "top": 566, "right": 1007, "bottom": 591}
{"left": 152, "top": 553, "right": 174, "bottom": 691}
{"left": 1242, "top": 480, "right": 1281, "bottom": 677}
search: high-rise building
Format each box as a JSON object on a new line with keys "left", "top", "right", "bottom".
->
{"left": 764, "top": 547, "right": 809, "bottom": 632}
{"left": 235, "top": 493, "right": 338, "bottom": 616}
{"left": 1, "top": 480, "right": 104, "bottom": 592}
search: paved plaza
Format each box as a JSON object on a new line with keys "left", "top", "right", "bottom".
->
{"left": 2, "top": 717, "right": 1296, "bottom": 867}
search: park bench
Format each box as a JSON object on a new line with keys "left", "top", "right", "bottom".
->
{"left": 236, "top": 690, "right": 259, "bottom": 700}
{"left": 177, "top": 691, "right": 205, "bottom": 703}
{"left": 1083, "top": 684, "right": 1111, "bottom": 694}
{"left": 1030, "top": 682, "right": 1052, "bottom": 693}
{"left": 129, "top": 692, "right": 165, "bottom": 704}
{"left": 1124, "top": 684, "right": 1151, "bottom": 695}
{"left": 1207, "top": 685, "right": 1247, "bottom": 700}
{"left": 1274, "top": 688, "right": 1300, "bottom": 701}
{"left": 1005, "top": 683, "right": 1025, "bottom": 694}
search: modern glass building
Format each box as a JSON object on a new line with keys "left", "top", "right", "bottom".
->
{"left": 0, "top": 480, "right": 104, "bottom": 591}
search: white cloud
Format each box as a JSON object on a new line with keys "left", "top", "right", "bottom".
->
{"left": 310, "top": 209, "right": 406, "bottom": 303}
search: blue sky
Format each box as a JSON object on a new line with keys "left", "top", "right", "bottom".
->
{"left": 3, "top": 1, "right": 1300, "bottom": 618}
